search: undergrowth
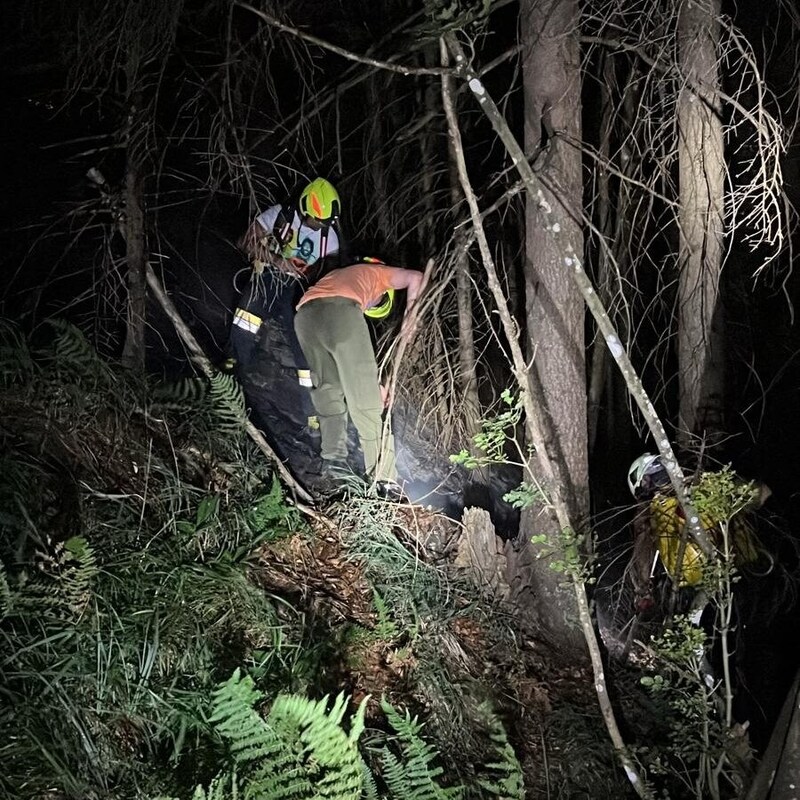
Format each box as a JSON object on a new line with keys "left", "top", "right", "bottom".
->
{"left": 0, "top": 320, "right": 528, "bottom": 799}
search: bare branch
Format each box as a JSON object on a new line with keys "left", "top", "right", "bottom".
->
{"left": 444, "top": 33, "right": 715, "bottom": 558}
{"left": 235, "top": 2, "right": 452, "bottom": 77}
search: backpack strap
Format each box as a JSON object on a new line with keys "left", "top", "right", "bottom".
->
{"left": 272, "top": 203, "right": 295, "bottom": 251}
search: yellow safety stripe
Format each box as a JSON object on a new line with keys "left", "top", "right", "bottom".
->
{"left": 235, "top": 309, "right": 262, "bottom": 325}
{"left": 297, "top": 369, "right": 313, "bottom": 387}
{"left": 233, "top": 309, "right": 262, "bottom": 334}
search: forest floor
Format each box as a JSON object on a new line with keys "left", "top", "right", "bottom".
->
{"left": 250, "top": 501, "right": 630, "bottom": 797}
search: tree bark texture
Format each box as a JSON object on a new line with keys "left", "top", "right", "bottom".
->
{"left": 513, "top": 0, "right": 588, "bottom": 654}
{"left": 449, "top": 155, "right": 482, "bottom": 444}
{"left": 121, "top": 44, "right": 148, "bottom": 373}
{"left": 677, "top": 0, "right": 725, "bottom": 447}
{"left": 367, "top": 73, "right": 393, "bottom": 251}
{"left": 121, "top": 156, "right": 147, "bottom": 373}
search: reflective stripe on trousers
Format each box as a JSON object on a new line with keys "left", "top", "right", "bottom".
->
{"left": 233, "top": 308, "right": 262, "bottom": 334}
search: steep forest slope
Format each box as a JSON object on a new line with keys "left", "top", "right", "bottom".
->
{"left": 0, "top": 320, "right": 627, "bottom": 799}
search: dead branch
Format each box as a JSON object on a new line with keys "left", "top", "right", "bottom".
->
{"left": 440, "top": 35, "right": 653, "bottom": 800}
{"left": 235, "top": 2, "right": 451, "bottom": 77}
{"left": 445, "top": 32, "right": 714, "bottom": 559}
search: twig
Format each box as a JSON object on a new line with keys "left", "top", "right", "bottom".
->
{"left": 379, "top": 258, "right": 436, "bottom": 479}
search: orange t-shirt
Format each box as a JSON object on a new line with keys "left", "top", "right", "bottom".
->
{"left": 297, "top": 264, "right": 397, "bottom": 310}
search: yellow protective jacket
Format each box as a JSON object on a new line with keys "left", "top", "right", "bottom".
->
{"left": 648, "top": 495, "right": 761, "bottom": 587}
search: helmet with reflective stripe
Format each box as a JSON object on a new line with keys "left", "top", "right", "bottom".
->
{"left": 628, "top": 453, "right": 669, "bottom": 498}
{"left": 298, "top": 178, "right": 340, "bottom": 222}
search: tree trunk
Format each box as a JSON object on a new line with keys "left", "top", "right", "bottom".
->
{"left": 448, "top": 161, "right": 481, "bottom": 444}
{"left": 419, "top": 42, "right": 440, "bottom": 257}
{"left": 676, "top": 0, "right": 725, "bottom": 449}
{"left": 367, "top": 74, "right": 393, "bottom": 251}
{"left": 510, "top": 0, "right": 588, "bottom": 656}
{"left": 121, "top": 122, "right": 147, "bottom": 372}
{"left": 587, "top": 51, "right": 615, "bottom": 455}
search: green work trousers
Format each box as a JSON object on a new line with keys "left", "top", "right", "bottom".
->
{"left": 294, "top": 297, "right": 398, "bottom": 481}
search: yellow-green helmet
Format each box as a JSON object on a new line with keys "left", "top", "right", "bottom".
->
{"left": 359, "top": 257, "right": 394, "bottom": 319}
{"left": 364, "top": 288, "right": 395, "bottom": 319}
{"left": 298, "top": 178, "right": 340, "bottom": 222}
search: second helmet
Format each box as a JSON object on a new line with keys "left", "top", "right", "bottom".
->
{"left": 628, "top": 453, "right": 670, "bottom": 498}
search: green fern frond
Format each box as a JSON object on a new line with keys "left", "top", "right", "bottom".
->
{"left": 475, "top": 706, "right": 525, "bottom": 799}
{"left": 380, "top": 699, "right": 464, "bottom": 799}
{"left": 206, "top": 371, "right": 246, "bottom": 436}
{"left": 349, "top": 694, "right": 369, "bottom": 745}
{"left": 61, "top": 536, "right": 98, "bottom": 613}
{"left": 209, "top": 669, "right": 273, "bottom": 764}
{"left": 0, "top": 560, "right": 9, "bottom": 619}
{"left": 267, "top": 692, "right": 364, "bottom": 797}
{"left": 207, "top": 671, "right": 366, "bottom": 800}
{"left": 150, "top": 375, "right": 208, "bottom": 412}
{"left": 245, "top": 476, "right": 302, "bottom": 541}
{"left": 190, "top": 770, "right": 237, "bottom": 800}
{"left": 360, "top": 756, "right": 380, "bottom": 800}
{"left": 46, "top": 319, "right": 113, "bottom": 386}
{"left": 13, "top": 535, "right": 98, "bottom": 621}
{"left": 149, "top": 372, "right": 245, "bottom": 441}
{"left": 0, "top": 319, "right": 36, "bottom": 386}
{"left": 371, "top": 588, "right": 398, "bottom": 641}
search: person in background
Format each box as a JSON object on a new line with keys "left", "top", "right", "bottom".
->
{"left": 626, "top": 453, "right": 770, "bottom": 615}
{"left": 294, "top": 260, "right": 423, "bottom": 498}
{"left": 228, "top": 178, "right": 345, "bottom": 402}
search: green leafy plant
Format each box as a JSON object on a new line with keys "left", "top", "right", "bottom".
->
{"left": 691, "top": 466, "right": 758, "bottom": 522}
{"left": 531, "top": 527, "right": 595, "bottom": 585}
{"left": 149, "top": 371, "right": 247, "bottom": 453}
{"left": 474, "top": 704, "right": 525, "bottom": 800}
{"left": 450, "top": 389, "right": 524, "bottom": 470}
{"left": 0, "top": 321, "right": 315, "bottom": 799}
{"left": 198, "top": 669, "right": 367, "bottom": 799}
{"left": 0, "top": 318, "right": 538, "bottom": 800}
{"left": 245, "top": 475, "right": 304, "bottom": 543}
{"left": 378, "top": 698, "right": 464, "bottom": 799}
{"left": 638, "top": 617, "right": 727, "bottom": 797}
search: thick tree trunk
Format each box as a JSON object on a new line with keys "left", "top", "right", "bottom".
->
{"left": 510, "top": 0, "right": 588, "bottom": 656}
{"left": 677, "top": 0, "right": 725, "bottom": 448}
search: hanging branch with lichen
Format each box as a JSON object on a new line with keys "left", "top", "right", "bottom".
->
{"left": 440, "top": 35, "right": 654, "bottom": 800}
{"left": 443, "top": 31, "right": 714, "bottom": 558}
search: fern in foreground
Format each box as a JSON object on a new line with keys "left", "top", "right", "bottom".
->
{"left": 475, "top": 704, "right": 525, "bottom": 800}
{"left": 379, "top": 699, "right": 464, "bottom": 799}
{"left": 200, "top": 669, "right": 367, "bottom": 799}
